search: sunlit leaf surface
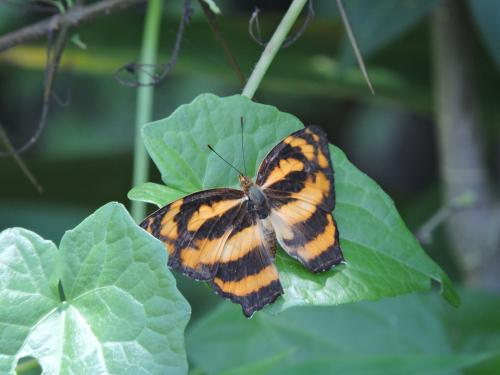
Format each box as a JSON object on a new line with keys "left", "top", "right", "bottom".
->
{"left": 0, "top": 203, "right": 190, "bottom": 374}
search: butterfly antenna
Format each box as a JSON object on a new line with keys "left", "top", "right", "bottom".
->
{"left": 240, "top": 116, "right": 248, "bottom": 176}
{"left": 207, "top": 145, "right": 244, "bottom": 177}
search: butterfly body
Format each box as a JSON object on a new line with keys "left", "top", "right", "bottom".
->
{"left": 240, "top": 175, "right": 271, "bottom": 219}
{"left": 141, "top": 126, "right": 344, "bottom": 317}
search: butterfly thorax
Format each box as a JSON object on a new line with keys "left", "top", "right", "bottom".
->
{"left": 239, "top": 175, "right": 268, "bottom": 214}
{"left": 239, "top": 175, "right": 276, "bottom": 258}
{"left": 240, "top": 175, "right": 271, "bottom": 220}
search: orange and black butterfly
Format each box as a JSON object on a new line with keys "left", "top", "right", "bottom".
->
{"left": 140, "top": 125, "right": 344, "bottom": 317}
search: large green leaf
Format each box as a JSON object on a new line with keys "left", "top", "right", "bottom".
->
{"left": 130, "top": 93, "right": 458, "bottom": 312}
{"left": 0, "top": 203, "right": 190, "bottom": 374}
{"left": 187, "top": 291, "right": 500, "bottom": 375}
{"left": 140, "top": 94, "right": 303, "bottom": 192}
{"left": 0, "top": 229, "right": 59, "bottom": 374}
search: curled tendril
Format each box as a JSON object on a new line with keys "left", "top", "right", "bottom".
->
{"left": 0, "top": 20, "right": 69, "bottom": 157}
{"left": 114, "top": 0, "right": 193, "bottom": 87}
{"left": 249, "top": 0, "right": 314, "bottom": 49}
{"left": 51, "top": 89, "right": 71, "bottom": 107}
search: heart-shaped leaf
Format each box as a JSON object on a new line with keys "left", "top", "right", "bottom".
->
{"left": 130, "top": 93, "right": 458, "bottom": 312}
{"left": 0, "top": 202, "right": 190, "bottom": 374}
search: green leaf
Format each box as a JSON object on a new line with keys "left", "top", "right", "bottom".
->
{"left": 444, "top": 290, "right": 500, "bottom": 374}
{"left": 0, "top": 229, "right": 59, "bottom": 374}
{"left": 219, "top": 350, "right": 293, "bottom": 375}
{"left": 187, "top": 292, "right": 499, "bottom": 375}
{"left": 70, "top": 34, "right": 87, "bottom": 50}
{"left": 0, "top": 203, "right": 190, "bottom": 374}
{"left": 132, "top": 93, "right": 457, "bottom": 312}
{"left": 128, "top": 182, "right": 186, "bottom": 207}
{"left": 141, "top": 94, "right": 302, "bottom": 192}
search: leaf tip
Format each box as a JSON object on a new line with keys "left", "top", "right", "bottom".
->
{"left": 439, "top": 275, "right": 461, "bottom": 307}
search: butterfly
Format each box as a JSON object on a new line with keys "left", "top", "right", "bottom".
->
{"left": 140, "top": 125, "right": 344, "bottom": 317}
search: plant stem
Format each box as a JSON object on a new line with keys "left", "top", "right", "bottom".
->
{"left": 198, "top": 0, "right": 246, "bottom": 86}
{"left": 0, "top": 0, "right": 147, "bottom": 53}
{"left": 0, "top": 123, "right": 43, "bottom": 193}
{"left": 242, "top": 0, "right": 308, "bottom": 99}
{"left": 432, "top": 0, "right": 500, "bottom": 289}
{"left": 131, "top": 0, "right": 163, "bottom": 222}
{"left": 336, "top": 0, "right": 374, "bottom": 94}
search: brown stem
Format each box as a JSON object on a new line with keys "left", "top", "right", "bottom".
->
{"left": 0, "top": 0, "right": 147, "bottom": 53}
{"left": 0, "top": 123, "right": 43, "bottom": 193}
{"left": 336, "top": 0, "right": 374, "bottom": 94}
{"left": 432, "top": 0, "right": 500, "bottom": 289}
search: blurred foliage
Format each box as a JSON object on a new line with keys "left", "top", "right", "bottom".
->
{"left": 1, "top": 0, "right": 499, "bottom": 374}
{"left": 468, "top": 0, "right": 500, "bottom": 71}
{"left": 187, "top": 290, "right": 500, "bottom": 375}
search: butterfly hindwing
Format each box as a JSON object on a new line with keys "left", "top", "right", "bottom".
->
{"left": 269, "top": 205, "right": 343, "bottom": 272}
{"left": 258, "top": 126, "right": 344, "bottom": 272}
{"left": 140, "top": 189, "right": 283, "bottom": 317}
{"left": 211, "top": 204, "right": 283, "bottom": 317}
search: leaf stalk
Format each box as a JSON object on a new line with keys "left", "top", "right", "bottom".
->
{"left": 242, "top": 0, "right": 309, "bottom": 98}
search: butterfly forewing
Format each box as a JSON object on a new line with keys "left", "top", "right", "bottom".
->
{"left": 258, "top": 126, "right": 344, "bottom": 272}
{"left": 140, "top": 188, "right": 245, "bottom": 280}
